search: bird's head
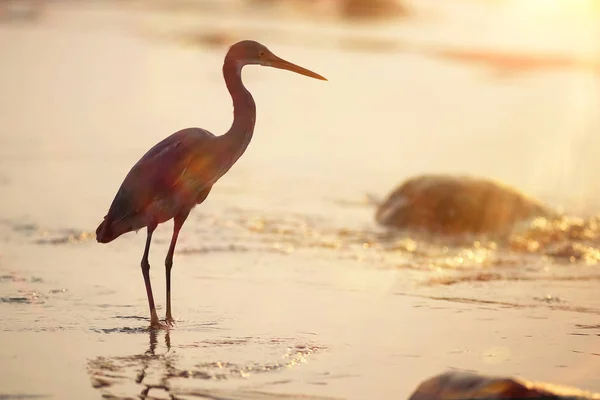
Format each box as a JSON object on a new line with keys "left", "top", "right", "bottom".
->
{"left": 226, "top": 40, "right": 327, "bottom": 81}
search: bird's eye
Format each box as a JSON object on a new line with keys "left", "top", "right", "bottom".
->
{"left": 258, "top": 51, "right": 265, "bottom": 58}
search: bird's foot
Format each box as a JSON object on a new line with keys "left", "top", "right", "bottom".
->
{"left": 164, "top": 316, "right": 176, "bottom": 327}
{"left": 149, "top": 320, "right": 169, "bottom": 330}
{"left": 149, "top": 313, "right": 169, "bottom": 330}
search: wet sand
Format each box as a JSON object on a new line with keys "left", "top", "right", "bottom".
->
{"left": 1, "top": 1, "right": 600, "bottom": 399}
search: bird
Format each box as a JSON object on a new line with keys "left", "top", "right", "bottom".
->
{"left": 95, "top": 40, "right": 327, "bottom": 329}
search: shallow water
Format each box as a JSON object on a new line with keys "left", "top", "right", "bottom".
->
{"left": 1, "top": 1, "right": 600, "bottom": 399}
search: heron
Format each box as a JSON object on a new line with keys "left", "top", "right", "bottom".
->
{"left": 95, "top": 40, "right": 326, "bottom": 329}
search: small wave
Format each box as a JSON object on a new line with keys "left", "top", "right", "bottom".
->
{"left": 113, "top": 315, "right": 148, "bottom": 320}
{"left": 510, "top": 215, "right": 600, "bottom": 263}
{"left": 92, "top": 326, "right": 150, "bottom": 334}
{"left": 179, "top": 244, "right": 251, "bottom": 254}
{"left": 2, "top": 219, "right": 94, "bottom": 245}
{"left": 9, "top": 209, "right": 600, "bottom": 285}
{"left": 0, "top": 290, "right": 46, "bottom": 304}
{"left": 0, "top": 296, "right": 31, "bottom": 304}
{"left": 34, "top": 229, "right": 94, "bottom": 245}
{"left": 396, "top": 292, "right": 600, "bottom": 315}
{"left": 0, "top": 273, "right": 27, "bottom": 283}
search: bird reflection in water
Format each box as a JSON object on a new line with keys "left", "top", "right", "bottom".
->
{"left": 137, "top": 329, "right": 171, "bottom": 398}
{"left": 88, "top": 329, "right": 175, "bottom": 399}
{"left": 87, "top": 328, "right": 326, "bottom": 399}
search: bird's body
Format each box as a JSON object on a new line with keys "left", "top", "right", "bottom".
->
{"left": 97, "top": 128, "right": 217, "bottom": 243}
{"left": 96, "top": 40, "right": 326, "bottom": 329}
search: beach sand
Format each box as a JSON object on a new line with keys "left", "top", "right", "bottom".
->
{"left": 1, "top": 1, "right": 600, "bottom": 398}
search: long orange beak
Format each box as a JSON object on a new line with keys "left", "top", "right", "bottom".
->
{"left": 268, "top": 55, "right": 327, "bottom": 81}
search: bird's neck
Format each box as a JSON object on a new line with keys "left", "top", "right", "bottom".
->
{"left": 221, "top": 59, "right": 256, "bottom": 159}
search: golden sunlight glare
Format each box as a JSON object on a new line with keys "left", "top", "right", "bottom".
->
{"left": 508, "top": 0, "right": 598, "bottom": 15}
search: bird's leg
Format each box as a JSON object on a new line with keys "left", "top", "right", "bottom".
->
{"left": 164, "top": 211, "right": 189, "bottom": 325}
{"left": 141, "top": 223, "right": 163, "bottom": 329}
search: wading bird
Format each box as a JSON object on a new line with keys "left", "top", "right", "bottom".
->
{"left": 96, "top": 40, "right": 326, "bottom": 329}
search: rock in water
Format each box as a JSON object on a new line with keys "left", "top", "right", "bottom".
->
{"left": 376, "top": 174, "right": 554, "bottom": 236}
{"left": 408, "top": 371, "right": 600, "bottom": 400}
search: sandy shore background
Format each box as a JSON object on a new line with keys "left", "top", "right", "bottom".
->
{"left": 1, "top": 0, "right": 600, "bottom": 398}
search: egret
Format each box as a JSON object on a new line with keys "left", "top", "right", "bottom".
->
{"left": 96, "top": 40, "right": 326, "bottom": 329}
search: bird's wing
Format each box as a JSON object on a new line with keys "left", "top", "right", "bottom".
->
{"left": 104, "top": 128, "right": 216, "bottom": 224}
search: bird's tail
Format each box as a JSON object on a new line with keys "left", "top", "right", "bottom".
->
{"left": 96, "top": 216, "right": 135, "bottom": 243}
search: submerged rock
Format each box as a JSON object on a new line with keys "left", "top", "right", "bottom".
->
{"left": 408, "top": 371, "right": 600, "bottom": 400}
{"left": 376, "top": 174, "right": 554, "bottom": 236}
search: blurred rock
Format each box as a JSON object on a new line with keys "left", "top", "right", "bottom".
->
{"left": 376, "top": 174, "right": 554, "bottom": 236}
{"left": 180, "top": 31, "right": 236, "bottom": 49}
{"left": 0, "top": 0, "right": 44, "bottom": 22}
{"left": 341, "top": 0, "right": 408, "bottom": 21}
{"left": 245, "top": 0, "right": 408, "bottom": 22}
{"left": 408, "top": 371, "right": 600, "bottom": 400}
